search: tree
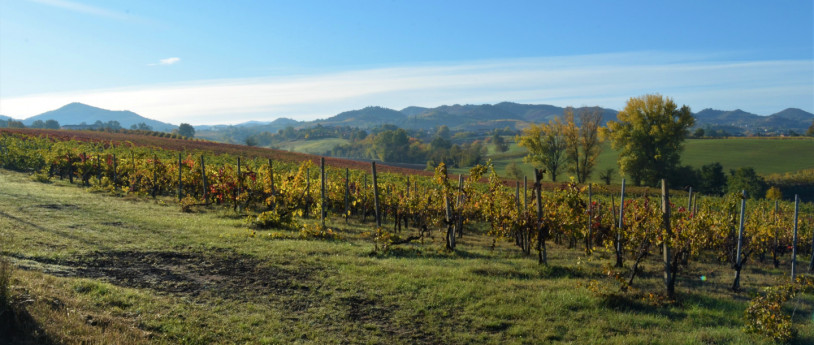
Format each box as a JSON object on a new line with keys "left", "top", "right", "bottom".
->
{"left": 371, "top": 128, "right": 409, "bottom": 162}
{"left": 807, "top": 120, "right": 814, "bottom": 137}
{"left": 516, "top": 118, "right": 566, "bottom": 181}
{"left": 436, "top": 125, "right": 450, "bottom": 140}
{"left": 44, "top": 119, "right": 60, "bottom": 129}
{"left": 598, "top": 168, "right": 614, "bottom": 185}
{"left": 604, "top": 94, "right": 694, "bottom": 186}
{"left": 693, "top": 128, "right": 705, "bottom": 138}
{"left": 30, "top": 120, "right": 46, "bottom": 128}
{"left": 504, "top": 162, "right": 524, "bottom": 181}
{"left": 7, "top": 120, "right": 25, "bottom": 128}
{"left": 727, "top": 167, "right": 766, "bottom": 199}
{"left": 178, "top": 123, "right": 195, "bottom": 138}
{"left": 491, "top": 131, "right": 509, "bottom": 153}
{"left": 563, "top": 107, "right": 604, "bottom": 183}
{"left": 698, "top": 162, "right": 727, "bottom": 196}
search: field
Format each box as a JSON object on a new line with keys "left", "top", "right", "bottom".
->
{"left": 271, "top": 138, "right": 351, "bottom": 155}
{"left": 479, "top": 137, "right": 814, "bottom": 184}
{"left": 1, "top": 169, "right": 813, "bottom": 344}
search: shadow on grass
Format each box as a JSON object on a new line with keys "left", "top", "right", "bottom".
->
{"left": 371, "top": 247, "right": 491, "bottom": 260}
{"left": 600, "top": 293, "right": 687, "bottom": 321}
{"left": 0, "top": 303, "right": 59, "bottom": 345}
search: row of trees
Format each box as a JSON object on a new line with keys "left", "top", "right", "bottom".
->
{"left": 516, "top": 107, "right": 604, "bottom": 183}
{"left": 516, "top": 95, "right": 700, "bottom": 188}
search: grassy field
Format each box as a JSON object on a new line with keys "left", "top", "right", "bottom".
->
{"left": 271, "top": 138, "right": 350, "bottom": 155}
{"left": 1, "top": 169, "right": 813, "bottom": 344}
{"left": 475, "top": 137, "right": 814, "bottom": 184}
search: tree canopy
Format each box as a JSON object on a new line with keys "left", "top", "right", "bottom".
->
{"left": 516, "top": 118, "right": 566, "bottom": 181}
{"left": 605, "top": 94, "right": 694, "bottom": 186}
{"left": 178, "top": 123, "right": 195, "bottom": 138}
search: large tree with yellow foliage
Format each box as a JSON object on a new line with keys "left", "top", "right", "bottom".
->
{"left": 604, "top": 94, "right": 694, "bottom": 186}
{"left": 516, "top": 118, "right": 567, "bottom": 181}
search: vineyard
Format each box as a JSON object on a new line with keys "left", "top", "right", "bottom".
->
{"left": 1, "top": 129, "right": 814, "bottom": 344}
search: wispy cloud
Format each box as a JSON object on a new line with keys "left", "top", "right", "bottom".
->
{"left": 1, "top": 52, "right": 811, "bottom": 124}
{"left": 149, "top": 57, "right": 181, "bottom": 66}
{"left": 28, "top": 0, "right": 130, "bottom": 21}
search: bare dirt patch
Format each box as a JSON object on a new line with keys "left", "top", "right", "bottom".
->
{"left": 20, "top": 249, "right": 316, "bottom": 300}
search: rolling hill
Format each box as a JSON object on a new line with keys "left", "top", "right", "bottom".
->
{"left": 22, "top": 103, "right": 176, "bottom": 131}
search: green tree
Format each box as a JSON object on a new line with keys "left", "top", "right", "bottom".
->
{"left": 178, "top": 123, "right": 195, "bottom": 138}
{"left": 727, "top": 167, "right": 767, "bottom": 199}
{"left": 807, "top": 120, "right": 814, "bottom": 136}
{"left": 30, "top": 120, "right": 46, "bottom": 128}
{"left": 698, "top": 162, "right": 727, "bottom": 195}
{"left": 516, "top": 118, "right": 566, "bottom": 181}
{"left": 491, "top": 131, "right": 508, "bottom": 153}
{"left": 604, "top": 94, "right": 694, "bottom": 186}
{"left": 372, "top": 128, "right": 409, "bottom": 162}
{"left": 563, "top": 107, "right": 604, "bottom": 183}
{"left": 44, "top": 119, "right": 60, "bottom": 129}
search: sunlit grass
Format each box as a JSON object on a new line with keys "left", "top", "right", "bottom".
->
{"left": 1, "top": 169, "right": 812, "bottom": 344}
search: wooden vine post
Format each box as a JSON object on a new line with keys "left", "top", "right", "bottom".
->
{"left": 131, "top": 151, "right": 136, "bottom": 192}
{"left": 152, "top": 154, "right": 157, "bottom": 198}
{"left": 732, "top": 190, "right": 747, "bottom": 291}
{"left": 535, "top": 168, "right": 546, "bottom": 265}
{"left": 200, "top": 155, "right": 208, "bottom": 203}
{"left": 320, "top": 157, "right": 326, "bottom": 227}
{"left": 237, "top": 157, "right": 241, "bottom": 198}
{"left": 443, "top": 173, "right": 455, "bottom": 250}
{"left": 456, "top": 174, "right": 464, "bottom": 238}
{"left": 112, "top": 154, "right": 117, "bottom": 189}
{"left": 791, "top": 195, "right": 799, "bottom": 280}
{"left": 371, "top": 162, "right": 381, "bottom": 228}
{"left": 523, "top": 176, "right": 528, "bottom": 211}
{"left": 616, "top": 179, "right": 626, "bottom": 268}
{"left": 515, "top": 181, "right": 520, "bottom": 214}
{"left": 586, "top": 183, "right": 592, "bottom": 254}
{"left": 344, "top": 168, "right": 350, "bottom": 223}
{"left": 268, "top": 159, "right": 275, "bottom": 196}
{"left": 177, "top": 153, "right": 182, "bottom": 201}
{"left": 661, "top": 179, "right": 675, "bottom": 299}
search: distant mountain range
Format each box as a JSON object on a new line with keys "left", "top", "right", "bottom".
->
{"left": 7, "top": 102, "right": 813, "bottom": 136}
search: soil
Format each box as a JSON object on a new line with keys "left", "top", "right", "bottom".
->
{"left": 18, "top": 249, "right": 315, "bottom": 300}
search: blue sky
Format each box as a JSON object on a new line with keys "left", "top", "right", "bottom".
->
{"left": 1, "top": 0, "right": 811, "bottom": 125}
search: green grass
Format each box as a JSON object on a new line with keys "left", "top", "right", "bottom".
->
{"left": 475, "top": 137, "right": 814, "bottom": 184}
{"left": 1, "top": 169, "right": 813, "bottom": 344}
{"left": 272, "top": 138, "right": 350, "bottom": 155}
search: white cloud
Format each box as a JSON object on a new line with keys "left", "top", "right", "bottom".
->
{"left": 149, "top": 57, "right": 181, "bottom": 66}
{"left": 159, "top": 57, "right": 180, "bottom": 65}
{"left": 1, "top": 52, "right": 811, "bottom": 125}
{"left": 28, "top": 0, "right": 130, "bottom": 21}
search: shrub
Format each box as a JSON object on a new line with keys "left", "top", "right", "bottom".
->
{"left": 247, "top": 209, "right": 299, "bottom": 230}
